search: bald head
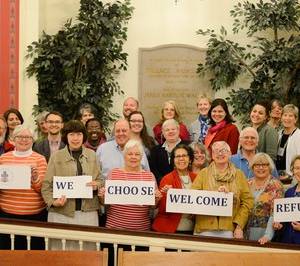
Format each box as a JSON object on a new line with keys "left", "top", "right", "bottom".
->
{"left": 114, "top": 119, "right": 130, "bottom": 149}
{"left": 123, "top": 97, "right": 139, "bottom": 118}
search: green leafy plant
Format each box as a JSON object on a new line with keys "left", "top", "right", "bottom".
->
{"left": 197, "top": 0, "right": 300, "bottom": 124}
{"left": 26, "top": 0, "right": 133, "bottom": 129}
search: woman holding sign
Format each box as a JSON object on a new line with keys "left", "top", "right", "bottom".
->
{"left": 246, "top": 153, "right": 284, "bottom": 244}
{"left": 152, "top": 143, "right": 196, "bottom": 233}
{"left": 273, "top": 155, "right": 300, "bottom": 244}
{"left": 41, "top": 120, "right": 101, "bottom": 250}
{"left": 192, "top": 141, "right": 253, "bottom": 239}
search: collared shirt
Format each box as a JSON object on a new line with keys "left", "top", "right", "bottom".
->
{"left": 162, "top": 139, "right": 181, "bottom": 164}
{"left": 49, "top": 140, "right": 60, "bottom": 155}
{"left": 96, "top": 139, "right": 150, "bottom": 181}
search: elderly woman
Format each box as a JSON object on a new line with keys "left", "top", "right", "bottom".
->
{"left": 153, "top": 100, "right": 190, "bottom": 145}
{"left": 192, "top": 141, "right": 253, "bottom": 239}
{"left": 42, "top": 120, "right": 101, "bottom": 250}
{"left": 150, "top": 119, "right": 189, "bottom": 185}
{"left": 0, "top": 125, "right": 47, "bottom": 249}
{"left": 246, "top": 153, "right": 284, "bottom": 244}
{"left": 99, "top": 139, "right": 159, "bottom": 230}
{"left": 276, "top": 104, "right": 300, "bottom": 181}
{"left": 273, "top": 155, "right": 300, "bottom": 244}
{"left": 267, "top": 99, "right": 283, "bottom": 131}
{"left": 152, "top": 144, "right": 196, "bottom": 233}
{"left": 189, "top": 142, "right": 210, "bottom": 174}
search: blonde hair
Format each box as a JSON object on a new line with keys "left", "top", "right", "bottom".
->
{"left": 160, "top": 100, "right": 181, "bottom": 123}
{"left": 197, "top": 94, "right": 212, "bottom": 105}
{"left": 250, "top": 152, "right": 275, "bottom": 173}
{"left": 282, "top": 104, "right": 298, "bottom": 121}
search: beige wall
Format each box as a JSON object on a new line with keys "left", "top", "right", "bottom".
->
{"left": 20, "top": 0, "right": 250, "bottom": 128}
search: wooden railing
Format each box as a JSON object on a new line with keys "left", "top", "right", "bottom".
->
{"left": 1, "top": 218, "right": 300, "bottom": 265}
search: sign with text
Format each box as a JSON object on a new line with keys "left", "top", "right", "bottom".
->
{"left": 53, "top": 175, "right": 93, "bottom": 199}
{"left": 274, "top": 197, "right": 300, "bottom": 222}
{"left": 0, "top": 165, "right": 31, "bottom": 189}
{"left": 104, "top": 180, "right": 155, "bottom": 205}
{"left": 166, "top": 189, "right": 233, "bottom": 216}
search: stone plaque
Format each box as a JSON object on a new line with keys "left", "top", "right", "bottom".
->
{"left": 139, "top": 44, "right": 214, "bottom": 128}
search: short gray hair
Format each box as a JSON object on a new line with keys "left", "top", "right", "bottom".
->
{"left": 211, "top": 141, "right": 231, "bottom": 153}
{"left": 123, "top": 139, "right": 144, "bottom": 156}
{"left": 240, "top": 127, "right": 259, "bottom": 140}
{"left": 162, "top": 119, "right": 179, "bottom": 131}
{"left": 283, "top": 104, "right": 298, "bottom": 121}
{"left": 13, "top": 125, "right": 35, "bottom": 141}
{"left": 250, "top": 152, "right": 275, "bottom": 173}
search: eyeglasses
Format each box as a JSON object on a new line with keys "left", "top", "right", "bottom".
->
{"left": 129, "top": 119, "right": 143, "bottom": 123}
{"left": 15, "top": 135, "right": 33, "bottom": 141}
{"left": 253, "top": 163, "right": 269, "bottom": 168}
{"left": 46, "top": 120, "right": 62, "bottom": 124}
{"left": 174, "top": 154, "right": 189, "bottom": 159}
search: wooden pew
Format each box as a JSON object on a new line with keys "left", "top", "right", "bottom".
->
{"left": 0, "top": 250, "right": 108, "bottom": 266}
{"left": 117, "top": 250, "right": 300, "bottom": 266}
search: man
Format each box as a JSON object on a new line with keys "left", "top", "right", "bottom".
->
{"left": 33, "top": 111, "right": 65, "bottom": 162}
{"left": 230, "top": 127, "right": 278, "bottom": 179}
{"left": 96, "top": 119, "right": 149, "bottom": 181}
{"left": 123, "top": 97, "right": 139, "bottom": 119}
{"left": 0, "top": 116, "right": 7, "bottom": 155}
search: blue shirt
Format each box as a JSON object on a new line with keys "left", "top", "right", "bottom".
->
{"left": 230, "top": 151, "right": 278, "bottom": 179}
{"left": 96, "top": 140, "right": 150, "bottom": 181}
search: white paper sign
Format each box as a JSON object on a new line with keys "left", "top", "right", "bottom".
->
{"left": 274, "top": 197, "right": 300, "bottom": 222}
{"left": 166, "top": 189, "right": 233, "bottom": 216}
{"left": 0, "top": 165, "right": 31, "bottom": 189}
{"left": 53, "top": 175, "right": 93, "bottom": 199}
{"left": 104, "top": 180, "right": 155, "bottom": 205}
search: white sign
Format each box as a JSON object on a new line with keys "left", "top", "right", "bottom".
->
{"left": 274, "top": 197, "right": 300, "bottom": 222}
{"left": 0, "top": 165, "right": 31, "bottom": 189}
{"left": 104, "top": 180, "right": 155, "bottom": 205}
{"left": 166, "top": 189, "right": 233, "bottom": 216}
{"left": 53, "top": 175, "right": 93, "bottom": 199}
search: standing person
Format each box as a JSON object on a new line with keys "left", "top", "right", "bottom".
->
{"left": 150, "top": 119, "right": 189, "bottom": 185}
{"left": 41, "top": 120, "right": 101, "bottom": 250}
{"left": 192, "top": 141, "right": 253, "bottom": 239}
{"left": 152, "top": 144, "right": 196, "bottom": 233}
{"left": 122, "top": 97, "right": 139, "bottom": 119}
{"left": 204, "top": 98, "right": 239, "bottom": 154}
{"left": 35, "top": 110, "right": 49, "bottom": 142}
{"left": 276, "top": 104, "right": 300, "bottom": 181}
{"left": 0, "top": 125, "right": 47, "bottom": 250}
{"left": 250, "top": 101, "right": 278, "bottom": 161}
{"left": 246, "top": 153, "right": 284, "bottom": 244}
{"left": 128, "top": 111, "right": 155, "bottom": 159}
{"left": 76, "top": 103, "right": 96, "bottom": 125}
{"left": 84, "top": 117, "right": 106, "bottom": 152}
{"left": 33, "top": 111, "right": 65, "bottom": 162}
{"left": 3, "top": 108, "right": 24, "bottom": 152}
{"left": 153, "top": 100, "right": 190, "bottom": 145}
{"left": 267, "top": 99, "right": 283, "bottom": 131}
{"left": 0, "top": 117, "right": 7, "bottom": 155}
{"left": 189, "top": 94, "right": 211, "bottom": 143}
{"left": 189, "top": 142, "right": 210, "bottom": 174}
{"left": 273, "top": 155, "right": 300, "bottom": 244}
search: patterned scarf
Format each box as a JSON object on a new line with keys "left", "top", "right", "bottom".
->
{"left": 198, "top": 115, "right": 209, "bottom": 143}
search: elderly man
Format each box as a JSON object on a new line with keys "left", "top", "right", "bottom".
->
{"left": 230, "top": 127, "right": 278, "bottom": 179}
{"left": 96, "top": 119, "right": 149, "bottom": 181}
{"left": 0, "top": 116, "right": 7, "bottom": 155}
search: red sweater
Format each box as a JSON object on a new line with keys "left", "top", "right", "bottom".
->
{"left": 152, "top": 170, "right": 196, "bottom": 233}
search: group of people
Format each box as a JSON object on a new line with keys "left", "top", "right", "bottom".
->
{"left": 0, "top": 95, "right": 300, "bottom": 251}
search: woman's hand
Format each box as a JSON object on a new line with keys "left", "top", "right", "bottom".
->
{"left": 291, "top": 221, "right": 300, "bottom": 231}
{"left": 273, "top": 222, "right": 283, "bottom": 230}
{"left": 233, "top": 225, "right": 243, "bottom": 239}
{"left": 86, "top": 181, "right": 98, "bottom": 191}
{"left": 52, "top": 196, "right": 67, "bottom": 207}
{"left": 258, "top": 236, "right": 269, "bottom": 245}
{"left": 160, "top": 185, "right": 172, "bottom": 194}
{"left": 31, "top": 166, "right": 38, "bottom": 182}
{"left": 98, "top": 187, "right": 105, "bottom": 199}
{"left": 155, "top": 189, "right": 162, "bottom": 204}
{"left": 218, "top": 185, "right": 229, "bottom": 193}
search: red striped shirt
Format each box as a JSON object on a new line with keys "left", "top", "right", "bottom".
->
{"left": 0, "top": 151, "right": 47, "bottom": 215}
{"left": 106, "top": 168, "right": 156, "bottom": 231}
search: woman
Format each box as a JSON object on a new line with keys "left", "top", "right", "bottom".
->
{"left": 3, "top": 108, "right": 24, "bottom": 152}
{"left": 99, "top": 139, "right": 159, "bottom": 231}
{"left": 204, "top": 98, "right": 239, "bottom": 154}
{"left": 189, "top": 94, "right": 211, "bottom": 143}
{"left": 150, "top": 119, "right": 189, "bottom": 185}
{"left": 153, "top": 100, "right": 190, "bottom": 145}
{"left": 246, "top": 153, "right": 284, "bottom": 244}
{"left": 267, "top": 99, "right": 283, "bottom": 131}
{"left": 42, "top": 120, "right": 101, "bottom": 250}
{"left": 84, "top": 117, "right": 106, "bottom": 151}
{"left": 128, "top": 111, "right": 155, "bottom": 159}
{"left": 152, "top": 144, "right": 196, "bottom": 233}
{"left": 0, "top": 125, "right": 47, "bottom": 249}
{"left": 250, "top": 101, "right": 278, "bottom": 161}
{"left": 189, "top": 142, "right": 210, "bottom": 174}
{"left": 273, "top": 155, "right": 300, "bottom": 244}
{"left": 276, "top": 104, "right": 300, "bottom": 180}
{"left": 192, "top": 141, "right": 253, "bottom": 239}
{"left": 35, "top": 110, "right": 49, "bottom": 142}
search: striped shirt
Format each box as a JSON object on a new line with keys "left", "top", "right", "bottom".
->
{"left": 106, "top": 168, "right": 156, "bottom": 231}
{"left": 0, "top": 151, "right": 47, "bottom": 215}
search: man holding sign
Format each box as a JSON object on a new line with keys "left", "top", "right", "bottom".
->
{"left": 192, "top": 141, "right": 253, "bottom": 239}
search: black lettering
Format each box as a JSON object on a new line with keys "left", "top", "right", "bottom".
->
{"left": 141, "top": 187, "right": 147, "bottom": 195}
{"left": 221, "top": 198, "right": 228, "bottom": 207}
{"left": 67, "top": 182, "right": 74, "bottom": 189}
{"left": 211, "top": 197, "right": 221, "bottom": 206}
{"left": 147, "top": 187, "right": 154, "bottom": 195}
{"left": 123, "top": 186, "right": 130, "bottom": 195}
{"left": 56, "top": 182, "right": 67, "bottom": 189}
{"left": 291, "top": 203, "right": 297, "bottom": 212}
{"left": 181, "top": 195, "right": 188, "bottom": 204}
{"left": 107, "top": 186, "right": 114, "bottom": 194}
{"left": 115, "top": 186, "right": 122, "bottom": 194}
{"left": 284, "top": 204, "right": 290, "bottom": 212}
{"left": 131, "top": 186, "right": 138, "bottom": 195}
{"left": 276, "top": 204, "right": 283, "bottom": 213}
{"left": 169, "top": 194, "right": 181, "bottom": 203}
{"left": 202, "top": 196, "right": 210, "bottom": 205}
{"left": 196, "top": 196, "right": 203, "bottom": 204}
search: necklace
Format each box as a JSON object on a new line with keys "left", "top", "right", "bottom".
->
{"left": 252, "top": 176, "right": 270, "bottom": 192}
